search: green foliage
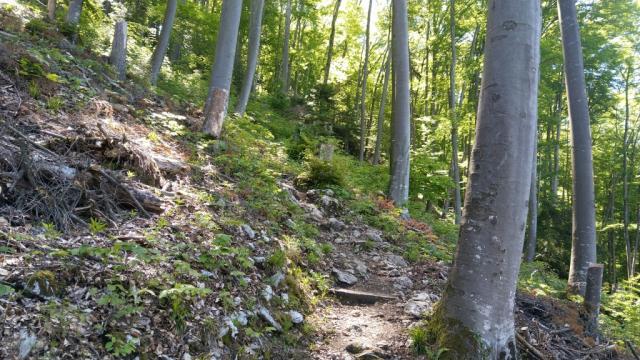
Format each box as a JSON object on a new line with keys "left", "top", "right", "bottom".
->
{"left": 601, "top": 276, "right": 640, "bottom": 346}
{"left": 159, "top": 283, "right": 212, "bottom": 330}
{"left": 296, "top": 158, "right": 345, "bottom": 189}
{"left": 41, "top": 222, "right": 61, "bottom": 239}
{"left": 46, "top": 96, "right": 64, "bottom": 111}
{"left": 518, "top": 261, "right": 567, "bottom": 298}
{"left": 25, "top": 18, "right": 49, "bottom": 35}
{"left": 105, "top": 333, "right": 138, "bottom": 357}
{"left": 88, "top": 217, "right": 107, "bottom": 234}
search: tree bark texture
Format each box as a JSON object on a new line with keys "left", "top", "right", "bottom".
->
{"left": 66, "top": 0, "right": 83, "bottom": 26}
{"left": 526, "top": 131, "right": 539, "bottom": 262}
{"left": 450, "top": 0, "right": 462, "bottom": 225}
{"left": 47, "top": 0, "right": 56, "bottom": 21}
{"left": 584, "top": 264, "right": 603, "bottom": 338}
{"left": 428, "top": 1, "right": 541, "bottom": 358}
{"left": 558, "top": 0, "right": 598, "bottom": 296}
{"left": 323, "top": 0, "right": 342, "bottom": 85}
{"left": 374, "top": 52, "right": 391, "bottom": 165}
{"left": 389, "top": 0, "right": 411, "bottom": 207}
{"left": 359, "top": 0, "right": 373, "bottom": 162}
{"left": 202, "top": 0, "right": 242, "bottom": 137}
{"left": 236, "top": 0, "right": 265, "bottom": 115}
{"left": 279, "top": 0, "right": 292, "bottom": 94}
{"left": 150, "top": 0, "right": 178, "bottom": 85}
{"left": 109, "top": 20, "right": 128, "bottom": 81}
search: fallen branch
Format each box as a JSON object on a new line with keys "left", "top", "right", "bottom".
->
{"left": 627, "top": 341, "right": 640, "bottom": 360}
{"left": 516, "top": 332, "right": 547, "bottom": 360}
{"left": 91, "top": 166, "right": 151, "bottom": 218}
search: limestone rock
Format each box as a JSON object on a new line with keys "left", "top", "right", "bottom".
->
{"left": 333, "top": 269, "right": 358, "bottom": 286}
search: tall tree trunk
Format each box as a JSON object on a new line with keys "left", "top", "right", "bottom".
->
{"left": 449, "top": 0, "right": 462, "bottom": 225}
{"left": 559, "top": 0, "right": 598, "bottom": 296}
{"left": 359, "top": 0, "right": 373, "bottom": 162}
{"left": 633, "top": 206, "right": 640, "bottom": 276}
{"left": 428, "top": 1, "right": 541, "bottom": 357}
{"left": 66, "top": 0, "right": 83, "bottom": 27}
{"left": 150, "top": 0, "right": 179, "bottom": 85}
{"left": 168, "top": 0, "right": 186, "bottom": 63}
{"left": 323, "top": 0, "right": 342, "bottom": 85}
{"left": 605, "top": 173, "right": 617, "bottom": 289}
{"left": 109, "top": 20, "right": 128, "bottom": 81}
{"left": 622, "top": 63, "right": 632, "bottom": 278}
{"left": 279, "top": 0, "right": 292, "bottom": 94}
{"left": 235, "top": 0, "right": 265, "bottom": 115}
{"left": 47, "top": 0, "right": 56, "bottom": 21}
{"left": 551, "top": 91, "right": 562, "bottom": 205}
{"left": 526, "top": 131, "right": 539, "bottom": 262}
{"left": 374, "top": 52, "right": 391, "bottom": 165}
{"left": 202, "top": 0, "right": 243, "bottom": 137}
{"left": 388, "top": 0, "right": 411, "bottom": 207}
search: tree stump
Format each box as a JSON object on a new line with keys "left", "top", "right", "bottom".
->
{"left": 319, "top": 143, "right": 334, "bottom": 162}
{"left": 584, "top": 263, "right": 604, "bottom": 340}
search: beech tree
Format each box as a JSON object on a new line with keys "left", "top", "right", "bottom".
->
{"left": 202, "top": 0, "right": 243, "bottom": 137}
{"left": 388, "top": 0, "right": 411, "bottom": 206}
{"left": 373, "top": 52, "right": 390, "bottom": 165}
{"left": 359, "top": 0, "right": 373, "bottom": 162}
{"left": 449, "top": 0, "right": 462, "bottom": 224}
{"left": 428, "top": 1, "right": 541, "bottom": 357}
{"left": 66, "top": 0, "right": 84, "bottom": 27}
{"left": 47, "top": 0, "right": 56, "bottom": 21}
{"left": 236, "top": 0, "right": 265, "bottom": 115}
{"left": 558, "top": 0, "right": 598, "bottom": 296}
{"left": 149, "top": 0, "right": 178, "bottom": 86}
{"left": 279, "top": 0, "right": 292, "bottom": 94}
{"left": 323, "top": 0, "right": 342, "bottom": 85}
{"left": 109, "top": 20, "right": 128, "bottom": 81}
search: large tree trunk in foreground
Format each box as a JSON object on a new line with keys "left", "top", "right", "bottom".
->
{"left": 202, "top": 0, "right": 242, "bottom": 137}
{"left": 388, "top": 0, "right": 411, "bottom": 207}
{"left": 66, "top": 0, "right": 83, "bottom": 26}
{"left": 559, "top": 0, "right": 597, "bottom": 296}
{"left": 449, "top": 0, "right": 462, "bottom": 225}
{"left": 373, "top": 52, "right": 391, "bottom": 165}
{"left": 236, "top": 0, "right": 265, "bottom": 115}
{"left": 359, "top": 0, "right": 373, "bottom": 162}
{"left": 279, "top": 0, "right": 292, "bottom": 94}
{"left": 149, "top": 0, "right": 178, "bottom": 86}
{"left": 428, "top": 1, "right": 541, "bottom": 358}
{"left": 47, "top": 0, "right": 56, "bottom": 21}
{"left": 323, "top": 0, "right": 342, "bottom": 85}
{"left": 109, "top": 20, "right": 128, "bottom": 81}
{"left": 526, "top": 132, "right": 539, "bottom": 262}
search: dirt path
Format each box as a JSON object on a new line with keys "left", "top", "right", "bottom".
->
{"left": 303, "top": 216, "right": 447, "bottom": 360}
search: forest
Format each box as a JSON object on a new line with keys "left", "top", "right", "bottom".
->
{"left": 0, "top": 0, "right": 639, "bottom": 359}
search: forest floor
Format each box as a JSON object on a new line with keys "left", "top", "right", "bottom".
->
{"left": 0, "top": 4, "right": 636, "bottom": 360}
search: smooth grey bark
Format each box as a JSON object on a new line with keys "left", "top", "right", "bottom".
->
{"left": 323, "top": 0, "right": 342, "bottom": 85}
{"left": 373, "top": 52, "right": 391, "bottom": 165}
{"left": 526, "top": 131, "right": 539, "bottom": 262}
{"left": 388, "top": 0, "right": 411, "bottom": 207}
{"left": 551, "top": 91, "right": 562, "bottom": 204}
{"left": 584, "top": 263, "right": 603, "bottom": 338}
{"left": 605, "top": 173, "right": 617, "bottom": 288}
{"left": 622, "top": 64, "right": 632, "bottom": 278}
{"left": 202, "top": 0, "right": 242, "bottom": 137}
{"left": 449, "top": 0, "right": 461, "bottom": 225}
{"left": 66, "top": 0, "right": 83, "bottom": 26}
{"left": 47, "top": 0, "right": 56, "bottom": 21}
{"left": 633, "top": 206, "right": 640, "bottom": 276}
{"left": 235, "top": 0, "right": 265, "bottom": 115}
{"left": 559, "top": 0, "right": 598, "bottom": 296}
{"left": 359, "top": 0, "right": 373, "bottom": 162}
{"left": 149, "top": 0, "right": 178, "bottom": 86}
{"left": 279, "top": 0, "right": 292, "bottom": 94}
{"left": 109, "top": 20, "right": 128, "bottom": 81}
{"left": 429, "top": 1, "right": 541, "bottom": 357}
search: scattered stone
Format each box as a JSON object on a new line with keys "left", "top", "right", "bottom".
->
{"left": 281, "top": 293, "right": 289, "bottom": 304}
{"left": 258, "top": 306, "right": 282, "bottom": 332}
{"left": 353, "top": 259, "right": 368, "bottom": 275}
{"left": 302, "top": 203, "right": 324, "bottom": 221}
{"left": 270, "top": 272, "right": 285, "bottom": 287}
{"left": 289, "top": 310, "right": 304, "bottom": 324}
{"left": 285, "top": 219, "right": 296, "bottom": 229}
{"left": 333, "top": 269, "right": 358, "bottom": 286}
{"left": 241, "top": 224, "right": 256, "bottom": 239}
{"left": 366, "top": 230, "right": 383, "bottom": 242}
{"left": 262, "top": 285, "right": 274, "bottom": 301}
{"left": 329, "top": 218, "right": 346, "bottom": 232}
{"left": 18, "top": 329, "right": 37, "bottom": 359}
{"left": 232, "top": 311, "right": 248, "bottom": 326}
{"left": 183, "top": 353, "right": 192, "bottom": 360}
{"left": 200, "top": 270, "right": 215, "bottom": 278}
{"left": 346, "top": 342, "right": 366, "bottom": 354}
{"left": 404, "top": 300, "right": 432, "bottom": 318}
{"left": 356, "top": 350, "right": 384, "bottom": 360}
{"left": 387, "top": 254, "right": 408, "bottom": 268}
{"left": 400, "top": 208, "right": 411, "bottom": 220}
{"left": 394, "top": 276, "right": 414, "bottom": 290}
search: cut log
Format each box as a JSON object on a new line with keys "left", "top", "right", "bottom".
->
{"left": 584, "top": 263, "right": 604, "bottom": 339}
{"left": 330, "top": 288, "right": 396, "bottom": 305}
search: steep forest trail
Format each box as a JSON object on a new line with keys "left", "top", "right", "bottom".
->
{"left": 291, "top": 191, "right": 446, "bottom": 359}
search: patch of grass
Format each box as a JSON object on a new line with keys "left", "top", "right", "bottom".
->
{"left": 518, "top": 261, "right": 566, "bottom": 298}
